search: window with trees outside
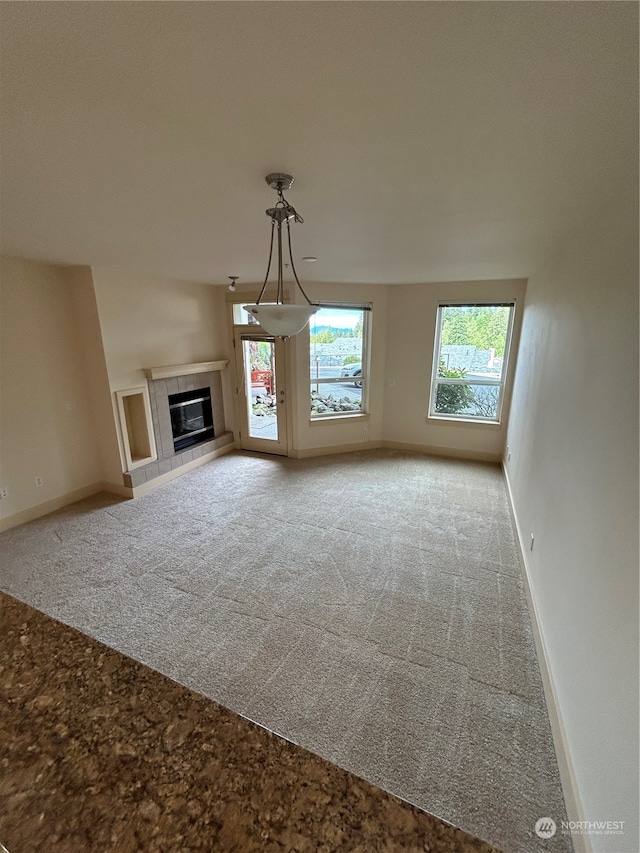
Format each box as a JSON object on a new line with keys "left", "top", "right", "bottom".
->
{"left": 310, "top": 306, "right": 369, "bottom": 418}
{"left": 429, "top": 303, "right": 515, "bottom": 422}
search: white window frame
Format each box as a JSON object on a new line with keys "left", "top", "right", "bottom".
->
{"left": 428, "top": 301, "right": 516, "bottom": 424}
{"left": 309, "top": 303, "right": 371, "bottom": 421}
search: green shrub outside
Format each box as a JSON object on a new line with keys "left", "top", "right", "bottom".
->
{"left": 436, "top": 361, "right": 474, "bottom": 414}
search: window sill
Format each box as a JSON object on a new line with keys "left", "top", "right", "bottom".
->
{"left": 427, "top": 414, "right": 502, "bottom": 429}
{"left": 309, "top": 412, "right": 370, "bottom": 425}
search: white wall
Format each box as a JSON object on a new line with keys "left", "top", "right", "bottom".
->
{"left": 91, "top": 268, "right": 232, "bottom": 471}
{"left": 0, "top": 257, "right": 103, "bottom": 524}
{"left": 383, "top": 279, "right": 526, "bottom": 461}
{"left": 505, "top": 186, "right": 639, "bottom": 851}
{"left": 91, "top": 268, "right": 230, "bottom": 389}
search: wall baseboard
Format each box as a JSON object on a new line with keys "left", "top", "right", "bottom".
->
{"left": 382, "top": 440, "right": 502, "bottom": 464}
{"left": 0, "top": 482, "right": 112, "bottom": 532}
{"left": 0, "top": 444, "right": 238, "bottom": 530}
{"left": 289, "top": 440, "right": 501, "bottom": 463}
{"left": 290, "top": 440, "right": 383, "bottom": 459}
{"left": 502, "top": 463, "right": 591, "bottom": 853}
{"left": 101, "top": 480, "right": 133, "bottom": 498}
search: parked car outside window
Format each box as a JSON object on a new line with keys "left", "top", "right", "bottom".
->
{"left": 340, "top": 363, "right": 362, "bottom": 387}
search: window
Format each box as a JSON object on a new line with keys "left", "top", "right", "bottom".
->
{"left": 429, "top": 302, "right": 515, "bottom": 423}
{"left": 232, "top": 303, "right": 263, "bottom": 325}
{"left": 309, "top": 306, "right": 369, "bottom": 418}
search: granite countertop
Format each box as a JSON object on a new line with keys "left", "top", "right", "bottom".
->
{"left": 0, "top": 592, "right": 500, "bottom": 852}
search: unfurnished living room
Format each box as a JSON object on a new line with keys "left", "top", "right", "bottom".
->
{"left": 0, "top": 3, "right": 638, "bottom": 853}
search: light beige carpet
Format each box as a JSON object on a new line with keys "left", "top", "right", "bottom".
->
{"left": 0, "top": 449, "right": 572, "bottom": 851}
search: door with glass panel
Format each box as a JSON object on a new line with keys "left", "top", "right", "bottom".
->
{"left": 234, "top": 331, "right": 288, "bottom": 455}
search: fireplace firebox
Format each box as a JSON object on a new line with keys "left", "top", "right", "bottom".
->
{"left": 168, "top": 387, "right": 215, "bottom": 452}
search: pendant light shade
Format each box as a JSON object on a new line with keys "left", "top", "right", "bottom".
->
{"left": 244, "top": 304, "right": 319, "bottom": 337}
{"left": 243, "top": 173, "right": 318, "bottom": 338}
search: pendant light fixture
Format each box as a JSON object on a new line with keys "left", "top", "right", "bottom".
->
{"left": 243, "top": 174, "right": 319, "bottom": 338}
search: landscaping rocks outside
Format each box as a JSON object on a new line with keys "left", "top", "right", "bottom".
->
{"left": 311, "top": 391, "right": 362, "bottom": 416}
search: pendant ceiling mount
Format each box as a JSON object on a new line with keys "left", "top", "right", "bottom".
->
{"left": 265, "top": 173, "right": 295, "bottom": 192}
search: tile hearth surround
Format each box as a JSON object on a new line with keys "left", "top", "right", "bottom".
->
{"left": 123, "top": 369, "right": 233, "bottom": 489}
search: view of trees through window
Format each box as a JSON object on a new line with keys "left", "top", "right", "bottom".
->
{"left": 309, "top": 307, "right": 367, "bottom": 417}
{"left": 431, "top": 304, "right": 514, "bottom": 421}
{"left": 440, "top": 305, "right": 510, "bottom": 355}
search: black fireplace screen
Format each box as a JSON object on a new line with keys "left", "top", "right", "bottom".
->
{"left": 168, "top": 387, "right": 215, "bottom": 452}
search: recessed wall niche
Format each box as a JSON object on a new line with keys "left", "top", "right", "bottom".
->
{"left": 115, "top": 387, "right": 157, "bottom": 471}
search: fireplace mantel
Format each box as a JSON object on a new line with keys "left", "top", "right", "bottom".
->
{"left": 143, "top": 360, "right": 229, "bottom": 380}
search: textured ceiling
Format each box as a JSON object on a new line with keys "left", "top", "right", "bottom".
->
{"left": 0, "top": 2, "right": 636, "bottom": 285}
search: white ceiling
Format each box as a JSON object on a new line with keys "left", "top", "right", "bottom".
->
{"left": 0, "top": 2, "right": 636, "bottom": 286}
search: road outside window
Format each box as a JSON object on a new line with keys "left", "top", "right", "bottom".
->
{"left": 309, "top": 307, "right": 368, "bottom": 418}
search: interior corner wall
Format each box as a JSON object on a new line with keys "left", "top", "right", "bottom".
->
{"left": 382, "top": 278, "right": 527, "bottom": 460}
{"left": 0, "top": 256, "right": 102, "bottom": 522}
{"left": 90, "top": 268, "right": 233, "bottom": 472}
{"left": 68, "top": 266, "right": 123, "bottom": 486}
{"left": 504, "top": 187, "right": 639, "bottom": 851}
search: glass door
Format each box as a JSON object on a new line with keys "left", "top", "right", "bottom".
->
{"left": 234, "top": 331, "right": 288, "bottom": 455}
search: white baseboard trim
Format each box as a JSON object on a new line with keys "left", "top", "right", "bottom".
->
{"left": 290, "top": 440, "right": 501, "bottom": 463}
{"left": 129, "top": 442, "right": 236, "bottom": 497}
{"left": 290, "top": 440, "right": 383, "bottom": 459}
{"left": 502, "top": 463, "right": 591, "bottom": 853}
{"left": 382, "top": 440, "right": 502, "bottom": 464}
{"left": 101, "top": 480, "right": 133, "bottom": 498}
{"left": 0, "top": 444, "right": 239, "bottom": 529}
{"left": 0, "top": 482, "right": 112, "bottom": 532}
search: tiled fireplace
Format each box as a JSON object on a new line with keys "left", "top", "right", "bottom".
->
{"left": 122, "top": 363, "right": 234, "bottom": 489}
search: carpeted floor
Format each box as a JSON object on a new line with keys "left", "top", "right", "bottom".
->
{"left": 0, "top": 449, "right": 572, "bottom": 851}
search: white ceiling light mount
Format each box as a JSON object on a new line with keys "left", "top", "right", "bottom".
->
{"left": 243, "top": 174, "right": 318, "bottom": 338}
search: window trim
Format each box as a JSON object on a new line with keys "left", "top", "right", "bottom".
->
{"left": 428, "top": 301, "right": 516, "bottom": 424}
{"left": 309, "top": 304, "right": 371, "bottom": 421}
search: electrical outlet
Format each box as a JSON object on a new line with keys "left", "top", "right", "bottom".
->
{"left": 0, "top": 488, "right": 8, "bottom": 499}
{"left": 506, "top": 445, "right": 511, "bottom": 462}
{"left": 387, "top": 378, "right": 396, "bottom": 387}
{"left": 363, "top": 427, "right": 369, "bottom": 437}
{"left": 35, "top": 476, "right": 43, "bottom": 487}
{"left": 65, "top": 400, "right": 76, "bottom": 411}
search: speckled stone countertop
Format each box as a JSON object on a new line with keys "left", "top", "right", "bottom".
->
{"left": 0, "top": 592, "right": 500, "bottom": 852}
